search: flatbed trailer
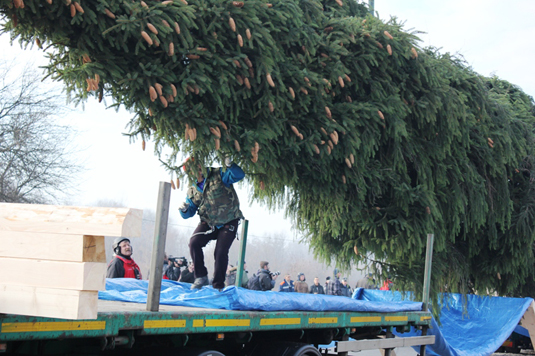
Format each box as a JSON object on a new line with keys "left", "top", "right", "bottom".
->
{"left": 0, "top": 201, "right": 436, "bottom": 355}
{"left": 0, "top": 299, "right": 434, "bottom": 355}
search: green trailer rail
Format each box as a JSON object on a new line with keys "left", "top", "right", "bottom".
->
{"left": 0, "top": 300, "right": 433, "bottom": 355}
{"left": 0, "top": 301, "right": 432, "bottom": 340}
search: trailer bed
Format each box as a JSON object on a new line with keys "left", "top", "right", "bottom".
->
{"left": 0, "top": 300, "right": 432, "bottom": 342}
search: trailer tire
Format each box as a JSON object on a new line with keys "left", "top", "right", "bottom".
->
{"left": 249, "top": 341, "right": 321, "bottom": 356}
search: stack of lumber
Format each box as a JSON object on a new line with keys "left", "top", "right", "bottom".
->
{"left": 520, "top": 301, "right": 535, "bottom": 350}
{"left": 0, "top": 203, "right": 142, "bottom": 320}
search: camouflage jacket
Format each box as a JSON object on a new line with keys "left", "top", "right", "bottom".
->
{"left": 180, "top": 164, "right": 244, "bottom": 227}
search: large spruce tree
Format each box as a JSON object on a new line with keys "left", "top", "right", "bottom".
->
{"left": 2, "top": 0, "right": 534, "bottom": 300}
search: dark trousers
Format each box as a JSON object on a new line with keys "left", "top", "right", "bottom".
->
{"left": 189, "top": 219, "right": 239, "bottom": 289}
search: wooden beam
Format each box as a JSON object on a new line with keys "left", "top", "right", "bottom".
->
{"left": 0, "top": 257, "right": 106, "bottom": 291}
{"left": 0, "top": 203, "right": 143, "bottom": 238}
{"left": 0, "top": 284, "right": 98, "bottom": 320}
{"left": 520, "top": 300, "right": 535, "bottom": 349}
{"left": 0, "top": 232, "right": 105, "bottom": 262}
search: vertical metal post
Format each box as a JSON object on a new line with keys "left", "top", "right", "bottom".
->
{"left": 235, "top": 220, "right": 249, "bottom": 287}
{"left": 422, "top": 233, "right": 434, "bottom": 312}
{"left": 420, "top": 233, "right": 434, "bottom": 356}
{"left": 146, "top": 181, "right": 172, "bottom": 312}
{"left": 368, "top": 0, "right": 374, "bottom": 16}
{"left": 384, "top": 327, "right": 393, "bottom": 356}
{"left": 420, "top": 327, "right": 428, "bottom": 356}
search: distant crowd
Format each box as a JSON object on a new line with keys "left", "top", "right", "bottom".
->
{"left": 106, "top": 238, "right": 394, "bottom": 295}
{"left": 157, "top": 257, "right": 360, "bottom": 297}
{"left": 224, "top": 261, "right": 393, "bottom": 296}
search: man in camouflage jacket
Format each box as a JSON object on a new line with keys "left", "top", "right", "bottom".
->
{"left": 179, "top": 157, "right": 245, "bottom": 290}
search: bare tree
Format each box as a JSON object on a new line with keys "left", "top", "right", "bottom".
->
{"left": 0, "top": 60, "right": 81, "bottom": 203}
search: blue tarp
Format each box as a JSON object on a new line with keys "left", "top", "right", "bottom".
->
{"left": 100, "top": 280, "right": 533, "bottom": 356}
{"left": 515, "top": 325, "right": 530, "bottom": 338}
{"left": 99, "top": 278, "right": 422, "bottom": 312}
{"left": 354, "top": 288, "right": 534, "bottom": 356}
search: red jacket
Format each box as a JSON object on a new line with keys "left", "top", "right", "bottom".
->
{"left": 106, "top": 255, "right": 142, "bottom": 279}
{"left": 380, "top": 280, "right": 392, "bottom": 291}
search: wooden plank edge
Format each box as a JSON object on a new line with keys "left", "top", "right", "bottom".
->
{"left": 0, "top": 232, "right": 106, "bottom": 262}
{"left": 0, "top": 203, "right": 143, "bottom": 238}
{"left": 0, "top": 285, "right": 98, "bottom": 320}
{"left": 0, "top": 258, "right": 106, "bottom": 291}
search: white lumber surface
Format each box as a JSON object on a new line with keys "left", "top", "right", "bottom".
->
{"left": 0, "top": 203, "right": 143, "bottom": 238}
{"left": 0, "top": 284, "right": 98, "bottom": 320}
{"left": 0, "top": 232, "right": 106, "bottom": 262}
{"left": 520, "top": 300, "right": 535, "bottom": 350}
{"left": 0, "top": 257, "right": 106, "bottom": 291}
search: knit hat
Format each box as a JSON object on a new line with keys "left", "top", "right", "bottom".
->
{"left": 333, "top": 268, "right": 340, "bottom": 277}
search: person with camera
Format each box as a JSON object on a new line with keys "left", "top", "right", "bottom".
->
{"left": 164, "top": 256, "right": 187, "bottom": 281}
{"left": 106, "top": 237, "right": 142, "bottom": 280}
{"left": 178, "top": 156, "right": 245, "bottom": 290}
{"left": 180, "top": 262, "right": 195, "bottom": 283}
{"left": 162, "top": 253, "right": 170, "bottom": 278}
{"left": 249, "top": 261, "right": 278, "bottom": 291}
{"left": 259, "top": 261, "right": 279, "bottom": 291}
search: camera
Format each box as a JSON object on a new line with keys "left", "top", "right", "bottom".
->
{"left": 169, "top": 256, "right": 188, "bottom": 266}
{"left": 270, "top": 271, "right": 281, "bottom": 277}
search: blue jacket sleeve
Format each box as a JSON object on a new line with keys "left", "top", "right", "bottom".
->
{"left": 179, "top": 197, "right": 198, "bottom": 219}
{"left": 220, "top": 163, "right": 245, "bottom": 187}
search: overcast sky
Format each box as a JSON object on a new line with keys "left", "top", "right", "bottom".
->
{"left": 377, "top": 0, "right": 535, "bottom": 97}
{"left": 2, "top": 0, "right": 534, "bottom": 238}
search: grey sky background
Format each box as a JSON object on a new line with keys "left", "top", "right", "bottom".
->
{"left": 377, "top": 0, "right": 535, "bottom": 97}
{"left": 1, "top": 0, "right": 534, "bottom": 239}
